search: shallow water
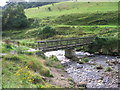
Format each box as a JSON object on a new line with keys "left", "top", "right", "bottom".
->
{"left": 45, "top": 50, "right": 119, "bottom": 88}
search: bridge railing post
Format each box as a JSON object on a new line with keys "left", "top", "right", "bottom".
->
{"left": 75, "top": 39, "right": 77, "bottom": 46}
{"left": 38, "top": 42, "right": 40, "bottom": 50}
{"left": 56, "top": 41, "right": 58, "bottom": 49}
{"left": 78, "top": 38, "right": 80, "bottom": 44}
{"left": 60, "top": 40, "right": 62, "bottom": 47}
{"left": 66, "top": 40, "right": 68, "bottom": 48}
{"left": 44, "top": 41, "right": 47, "bottom": 51}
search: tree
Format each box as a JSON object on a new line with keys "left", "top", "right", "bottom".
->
{"left": 48, "top": 7, "right": 52, "bottom": 11}
{"left": 3, "top": 2, "right": 56, "bottom": 9}
{"left": 2, "top": 4, "right": 28, "bottom": 30}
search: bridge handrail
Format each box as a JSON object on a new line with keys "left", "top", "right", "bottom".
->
{"left": 37, "top": 35, "right": 96, "bottom": 43}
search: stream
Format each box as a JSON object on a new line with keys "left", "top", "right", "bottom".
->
{"left": 45, "top": 50, "right": 119, "bottom": 88}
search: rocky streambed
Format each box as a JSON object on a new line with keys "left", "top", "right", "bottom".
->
{"left": 45, "top": 50, "right": 119, "bottom": 88}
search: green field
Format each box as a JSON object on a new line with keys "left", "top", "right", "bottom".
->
{"left": 25, "top": 2, "right": 118, "bottom": 19}
{"left": 25, "top": 2, "right": 118, "bottom": 25}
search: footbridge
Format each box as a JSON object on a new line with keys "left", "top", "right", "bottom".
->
{"left": 9, "top": 30, "right": 111, "bottom": 61}
{"left": 37, "top": 36, "right": 95, "bottom": 52}
{"left": 37, "top": 36, "right": 96, "bottom": 61}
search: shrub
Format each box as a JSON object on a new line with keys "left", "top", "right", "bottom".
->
{"left": 2, "top": 43, "right": 13, "bottom": 53}
{"left": 88, "top": 37, "right": 119, "bottom": 55}
{"left": 15, "top": 66, "right": 34, "bottom": 84}
{"left": 38, "top": 26, "right": 57, "bottom": 39}
{"left": 32, "top": 73, "right": 45, "bottom": 84}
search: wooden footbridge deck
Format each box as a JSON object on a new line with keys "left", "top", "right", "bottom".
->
{"left": 37, "top": 36, "right": 96, "bottom": 52}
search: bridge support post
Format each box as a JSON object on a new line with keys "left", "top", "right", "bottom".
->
{"left": 65, "top": 49, "right": 79, "bottom": 61}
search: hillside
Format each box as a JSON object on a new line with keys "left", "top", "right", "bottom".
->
{"left": 25, "top": 2, "right": 118, "bottom": 19}
{"left": 3, "top": 2, "right": 118, "bottom": 39}
{"left": 25, "top": 2, "right": 118, "bottom": 26}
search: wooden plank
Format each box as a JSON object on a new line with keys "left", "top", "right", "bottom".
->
{"left": 39, "top": 40, "right": 92, "bottom": 49}
{"left": 37, "top": 36, "right": 95, "bottom": 43}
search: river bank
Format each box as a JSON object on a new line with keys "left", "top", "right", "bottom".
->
{"left": 45, "top": 50, "right": 119, "bottom": 88}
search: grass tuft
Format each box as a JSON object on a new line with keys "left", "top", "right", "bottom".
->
{"left": 46, "top": 55, "right": 64, "bottom": 69}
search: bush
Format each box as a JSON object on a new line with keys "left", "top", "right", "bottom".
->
{"left": 88, "top": 37, "right": 119, "bottom": 55}
{"left": 38, "top": 26, "right": 57, "bottom": 39}
{"left": 32, "top": 73, "right": 45, "bottom": 84}
{"left": 15, "top": 66, "right": 34, "bottom": 84}
{"left": 2, "top": 43, "right": 13, "bottom": 53}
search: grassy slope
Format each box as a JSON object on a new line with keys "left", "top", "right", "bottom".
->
{"left": 25, "top": 2, "right": 118, "bottom": 19}
{"left": 2, "top": 43, "right": 64, "bottom": 88}
{"left": 2, "top": 54, "right": 55, "bottom": 88}
{"left": 25, "top": 2, "right": 118, "bottom": 39}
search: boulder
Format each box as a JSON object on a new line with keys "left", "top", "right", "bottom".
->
{"left": 106, "top": 59, "right": 119, "bottom": 66}
{"left": 87, "top": 59, "right": 96, "bottom": 65}
{"left": 77, "top": 81, "right": 87, "bottom": 88}
{"left": 87, "top": 54, "right": 95, "bottom": 57}
{"left": 96, "top": 65, "right": 103, "bottom": 69}
{"left": 76, "top": 66, "right": 83, "bottom": 69}
{"left": 111, "top": 59, "right": 119, "bottom": 65}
